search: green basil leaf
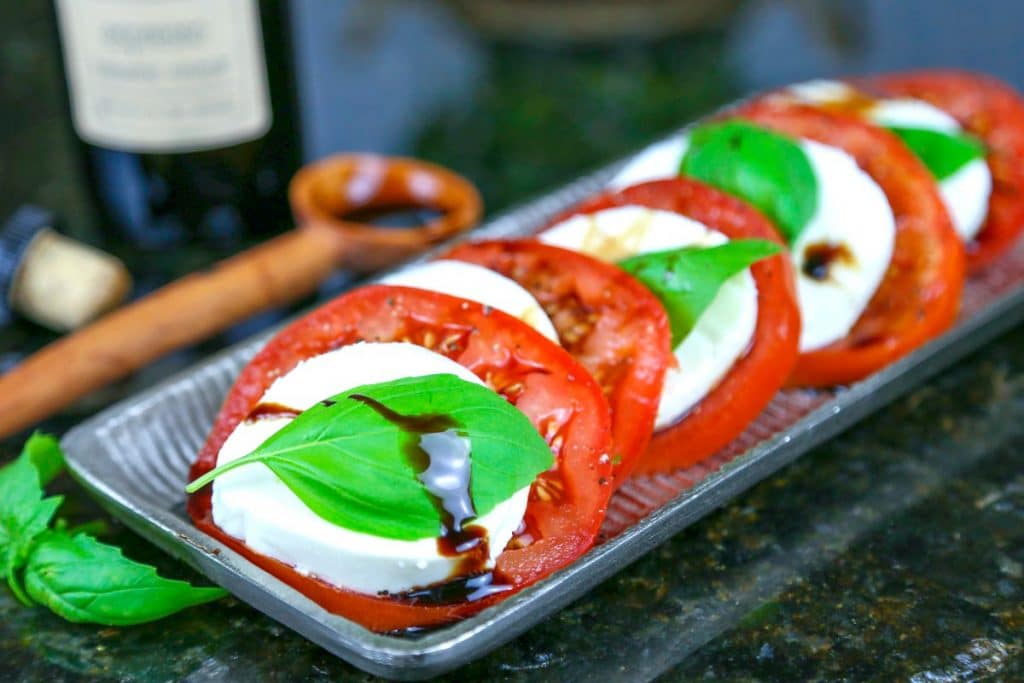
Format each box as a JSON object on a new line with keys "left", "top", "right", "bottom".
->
{"left": 681, "top": 121, "right": 819, "bottom": 244}
{"left": 0, "top": 455, "right": 63, "bottom": 604}
{"left": 23, "top": 530, "right": 226, "bottom": 626}
{"left": 619, "top": 239, "right": 781, "bottom": 347}
{"left": 19, "top": 432, "right": 65, "bottom": 487}
{"left": 886, "top": 126, "right": 986, "bottom": 180}
{"left": 187, "top": 374, "right": 553, "bottom": 541}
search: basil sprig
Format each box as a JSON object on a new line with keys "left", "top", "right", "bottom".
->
{"left": 886, "top": 126, "right": 986, "bottom": 180}
{"left": 619, "top": 239, "right": 781, "bottom": 347}
{"left": 187, "top": 374, "right": 553, "bottom": 541}
{"left": 24, "top": 530, "right": 226, "bottom": 626}
{"left": 0, "top": 447, "right": 63, "bottom": 604}
{"left": 1, "top": 433, "right": 225, "bottom": 624}
{"left": 680, "top": 121, "right": 819, "bottom": 245}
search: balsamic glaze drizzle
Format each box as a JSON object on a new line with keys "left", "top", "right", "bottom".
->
{"left": 347, "top": 392, "right": 501, "bottom": 602}
{"left": 397, "top": 571, "right": 512, "bottom": 606}
{"left": 347, "top": 393, "right": 509, "bottom": 602}
{"left": 244, "top": 402, "right": 301, "bottom": 423}
{"left": 348, "top": 393, "right": 475, "bottom": 529}
{"left": 802, "top": 242, "right": 854, "bottom": 281}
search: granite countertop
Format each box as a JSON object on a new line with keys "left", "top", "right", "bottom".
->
{"left": 2, "top": 1, "right": 1023, "bottom": 680}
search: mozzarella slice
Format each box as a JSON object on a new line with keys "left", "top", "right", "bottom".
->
{"left": 541, "top": 205, "right": 758, "bottom": 430}
{"left": 380, "top": 260, "right": 559, "bottom": 342}
{"left": 791, "top": 139, "right": 895, "bottom": 351}
{"left": 608, "top": 132, "right": 896, "bottom": 352}
{"left": 211, "top": 341, "right": 530, "bottom": 596}
{"left": 937, "top": 160, "right": 991, "bottom": 242}
{"left": 789, "top": 79, "right": 992, "bottom": 242}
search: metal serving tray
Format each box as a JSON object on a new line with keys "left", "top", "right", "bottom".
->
{"left": 61, "top": 135, "right": 1024, "bottom": 679}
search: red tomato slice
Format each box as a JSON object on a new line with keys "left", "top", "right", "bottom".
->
{"left": 188, "top": 284, "right": 613, "bottom": 632}
{"left": 445, "top": 239, "right": 673, "bottom": 484}
{"left": 548, "top": 178, "right": 800, "bottom": 474}
{"left": 733, "top": 100, "right": 966, "bottom": 387}
{"left": 855, "top": 70, "right": 1024, "bottom": 272}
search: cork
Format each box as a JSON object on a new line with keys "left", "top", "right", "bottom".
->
{"left": 8, "top": 228, "right": 132, "bottom": 331}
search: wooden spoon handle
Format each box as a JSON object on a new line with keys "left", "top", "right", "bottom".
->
{"left": 0, "top": 227, "right": 344, "bottom": 438}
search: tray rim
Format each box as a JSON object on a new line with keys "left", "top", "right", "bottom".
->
{"left": 60, "top": 131, "right": 1024, "bottom": 679}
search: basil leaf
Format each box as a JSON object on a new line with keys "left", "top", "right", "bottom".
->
{"left": 19, "top": 432, "right": 65, "bottom": 487}
{"left": 0, "top": 455, "right": 63, "bottom": 604}
{"left": 887, "top": 126, "right": 986, "bottom": 180}
{"left": 681, "top": 121, "right": 819, "bottom": 244}
{"left": 187, "top": 374, "right": 553, "bottom": 541}
{"left": 23, "top": 530, "right": 226, "bottom": 626}
{"left": 619, "top": 239, "right": 780, "bottom": 347}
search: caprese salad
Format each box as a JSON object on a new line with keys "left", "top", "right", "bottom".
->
{"left": 611, "top": 95, "right": 966, "bottom": 386}
{"left": 187, "top": 285, "right": 616, "bottom": 632}
{"left": 536, "top": 178, "right": 799, "bottom": 473}
{"left": 789, "top": 71, "right": 1024, "bottom": 271}
{"left": 186, "top": 70, "right": 1024, "bottom": 633}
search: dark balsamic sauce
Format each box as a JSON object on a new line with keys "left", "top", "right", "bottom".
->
{"left": 802, "top": 242, "right": 854, "bottom": 281}
{"left": 397, "top": 571, "right": 512, "bottom": 606}
{"left": 348, "top": 393, "right": 507, "bottom": 603}
{"left": 244, "top": 402, "right": 300, "bottom": 423}
{"left": 348, "top": 393, "right": 476, "bottom": 533}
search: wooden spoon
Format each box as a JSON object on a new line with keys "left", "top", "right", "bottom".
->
{"left": 0, "top": 154, "right": 482, "bottom": 438}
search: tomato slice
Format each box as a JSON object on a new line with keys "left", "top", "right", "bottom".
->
{"left": 732, "top": 100, "right": 966, "bottom": 387}
{"left": 854, "top": 70, "right": 1024, "bottom": 272}
{"left": 188, "top": 284, "right": 613, "bottom": 632}
{"left": 445, "top": 239, "right": 673, "bottom": 483}
{"left": 548, "top": 178, "right": 800, "bottom": 474}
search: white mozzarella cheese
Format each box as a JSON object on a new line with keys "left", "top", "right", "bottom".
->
{"left": 211, "top": 341, "right": 530, "bottom": 596}
{"left": 789, "top": 79, "right": 992, "bottom": 242}
{"left": 938, "top": 160, "right": 991, "bottom": 241}
{"left": 608, "top": 132, "right": 896, "bottom": 352}
{"left": 791, "top": 139, "right": 895, "bottom": 351}
{"left": 380, "top": 260, "right": 559, "bottom": 341}
{"left": 540, "top": 206, "right": 758, "bottom": 430}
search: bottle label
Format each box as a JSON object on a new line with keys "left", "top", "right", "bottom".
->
{"left": 55, "top": 0, "right": 272, "bottom": 153}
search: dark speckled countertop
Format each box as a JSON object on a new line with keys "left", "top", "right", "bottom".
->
{"left": 3, "top": 1, "right": 1024, "bottom": 680}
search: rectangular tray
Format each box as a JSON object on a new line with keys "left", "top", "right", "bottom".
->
{"left": 61, "top": 137, "right": 1024, "bottom": 680}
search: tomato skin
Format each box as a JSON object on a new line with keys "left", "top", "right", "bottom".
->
{"left": 445, "top": 239, "right": 673, "bottom": 484}
{"left": 551, "top": 178, "right": 800, "bottom": 473}
{"left": 188, "top": 285, "right": 613, "bottom": 632}
{"left": 733, "top": 100, "right": 966, "bottom": 387}
{"left": 854, "top": 70, "right": 1024, "bottom": 272}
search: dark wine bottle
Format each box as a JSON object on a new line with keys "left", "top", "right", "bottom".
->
{"left": 52, "top": 0, "right": 300, "bottom": 250}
